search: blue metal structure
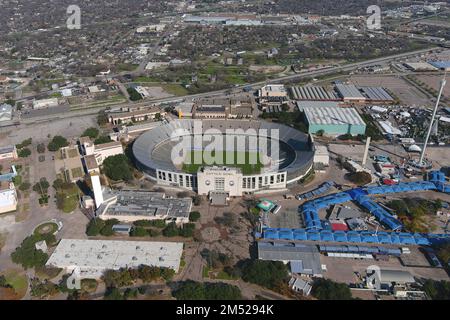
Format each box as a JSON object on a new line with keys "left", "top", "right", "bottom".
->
{"left": 0, "top": 165, "right": 17, "bottom": 182}
{"left": 274, "top": 170, "right": 450, "bottom": 245}
{"left": 257, "top": 229, "right": 450, "bottom": 246}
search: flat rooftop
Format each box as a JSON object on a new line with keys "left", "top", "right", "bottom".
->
{"left": 0, "top": 145, "right": 15, "bottom": 154}
{"left": 99, "top": 189, "right": 192, "bottom": 219}
{"left": 335, "top": 84, "right": 366, "bottom": 100}
{"left": 46, "top": 239, "right": 184, "bottom": 274}
{"left": 300, "top": 105, "right": 366, "bottom": 126}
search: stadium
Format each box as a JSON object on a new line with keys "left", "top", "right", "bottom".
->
{"left": 132, "top": 119, "right": 315, "bottom": 196}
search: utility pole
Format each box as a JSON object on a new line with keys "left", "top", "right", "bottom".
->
{"left": 419, "top": 76, "right": 447, "bottom": 165}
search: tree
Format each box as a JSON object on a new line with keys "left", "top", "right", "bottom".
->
{"left": 94, "top": 136, "right": 112, "bottom": 145}
{"left": 81, "top": 127, "right": 99, "bottom": 139}
{"left": 37, "top": 143, "right": 46, "bottom": 154}
{"left": 179, "top": 223, "right": 195, "bottom": 237}
{"left": 130, "top": 227, "right": 148, "bottom": 237}
{"left": 346, "top": 171, "right": 372, "bottom": 186}
{"left": 189, "top": 211, "right": 201, "bottom": 222}
{"left": 311, "top": 278, "right": 353, "bottom": 300}
{"left": 19, "top": 182, "right": 31, "bottom": 191}
{"left": 10, "top": 234, "right": 53, "bottom": 269}
{"left": 240, "top": 260, "right": 288, "bottom": 290}
{"left": 422, "top": 279, "right": 450, "bottom": 300}
{"left": 33, "top": 178, "right": 50, "bottom": 195}
{"left": 18, "top": 148, "right": 31, "bottom": 158}
{"left": 192, "top": 195, "right": 202, "bottom": 206}
{"left": 162, "top": 222, "right": 179, "bottom": 237}
{"left": 102, "top": 269, "right": 133, "bottom": 288}
{"left": 97, "top": 110, "right": 109, "bottom": 126}
{"left": 48, "top": 136, "right": 68, "bottom": 151}
{"left": 103, "top": 154, "right": 133, "bottom": 181}
{"left": 127, "top": 87, "right": 143, "bottom": 101}
{"left": 86, "top": 219, "right": 105, "bottom": 236}
{"left": 172, "top": 281, "right": 241, "bottom": 300}
{"left": 104, "top": 287, "right": 124, "bottom": 300}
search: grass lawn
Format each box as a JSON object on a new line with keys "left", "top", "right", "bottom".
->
{"left": 81, "top": 279, "right": 98, "bottom": 293}
{"left": 202, "top": 266, "right": 210, "bottom": 278}
{"left": 182, "top": 150, "right": 263, "bottom": 175}
{"left": 161, "top": 84, "right": 189, "bottom": 96}
{"left": 3, "top": 269, "right": 28, "bottom": 298}
{"left": 34, "top": 222, "right": 58, "bottom": 235}
{"left": 215, "top": 270, "right": 239, "bottom": 280}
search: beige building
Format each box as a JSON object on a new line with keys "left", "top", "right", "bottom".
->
{"left": 0, "top": 181, "right": 18, "bottom": 214}
{"left": 107, "top": 107, "right": 165, "bottom": 125}
{"left": 0, "top": 145, "right": 18, "bottom": 161}
{"left": 167, "top": 166, "right": 289, "bottom": 197}
{"left": 193, "top": 96, "right": 255, "bottom": 119}
{"left": 259, "top": 84, "right": 288, "bottom": 98}
{"left": 79, "top": 138, "right": 123, "bottom": 174}
{"left": 33, "top": 98, "right": 59, "bottom": 109}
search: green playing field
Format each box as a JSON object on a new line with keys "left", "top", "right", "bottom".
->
{"left": 182, "top": 150, "right": 263, "bottom": 175}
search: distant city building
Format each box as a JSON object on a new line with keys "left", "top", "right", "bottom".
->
{"left": 106, "top": 107, "right": 164, "bottom": 125}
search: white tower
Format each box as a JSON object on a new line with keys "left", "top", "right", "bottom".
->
{"left": 90, "top": 174, "right": 104, "bottom": 209}
{"left": 419, "top": 76, "right": 447, "bottom": 165}
{"left": 362, "top": 136, "right": 371, "bottom": 167}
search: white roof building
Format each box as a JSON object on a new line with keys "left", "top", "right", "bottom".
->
{"left": 259, "top": 84, "right": 288, "bottom": 97}
{"left": 46, "top": 239, "right": 184, "bottom": 279}
{"left": 0, "top": 181, "right": 17, "bottom": 214}
{"left": 0, "top": 104, "right": 13, "bottom": 122}
{"left": 32, "top": 98, "right": 58, "bottom": 109}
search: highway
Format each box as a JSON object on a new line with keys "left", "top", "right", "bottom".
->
{"left": 13, "top": 46, "right": 441, "bottom": 126}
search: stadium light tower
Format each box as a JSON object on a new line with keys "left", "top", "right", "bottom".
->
{"left": 419, "top": 75, "right": 447, "bottom": 166}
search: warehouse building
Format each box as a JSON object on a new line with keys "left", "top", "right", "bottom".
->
{"left": 299, "top": 105, "right": 366, "bottom": 136}
{"left": 404, "top": 62, "right": 437, "bottom": 71}
{"left": 258, "top": 242, "right": 323, "bottom": 277}
{"left": 428, "top": 61, "right": 450, "bottom": 71}
{"left": 289, "top": 86, "right": 339, "bottom": 101}
{"left": 335, "top": 84, "right": 367, "bottom": 103}
{"left": 359, "top": 87, "right": 394, "bottom": 103}
{"left": 46, "top": 239, "right": 184, "bottom": 279}
{"left": 365, "top": 265, "right": 415, "bottom": 291}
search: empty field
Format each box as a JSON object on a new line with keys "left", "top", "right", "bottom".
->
{"left": 413, "top": 75, "right": 450, "bottom": 100}
{"left": 349, "top": 75, "right": 430, "bottom": 106}
{"left": 182, "top": 150, "right": 263, "bottom": 175}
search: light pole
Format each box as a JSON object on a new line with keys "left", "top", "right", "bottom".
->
{"left": 419, "top": 76, "right": 447, "bottom": 166}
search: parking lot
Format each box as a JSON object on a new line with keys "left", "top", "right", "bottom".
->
{"left": 321, "top": 251, "right": 449, "bottom": 285}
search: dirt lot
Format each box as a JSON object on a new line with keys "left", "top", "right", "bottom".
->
{"left": 349, "top": 75, "right": 430, "bottom": 106}
{"left": 423, "top": 147, "right": 450, "bottom": 168}
{"left": 413, "top": 74, "right": 450, "bottom": 100}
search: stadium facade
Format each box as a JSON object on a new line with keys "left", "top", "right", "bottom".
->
{"left": 132, "top": 119, "right": 315, "bottom": 196}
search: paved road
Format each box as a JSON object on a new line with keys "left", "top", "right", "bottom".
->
{"left": 9, "top": 46, "right": 440, "bottom": 128}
